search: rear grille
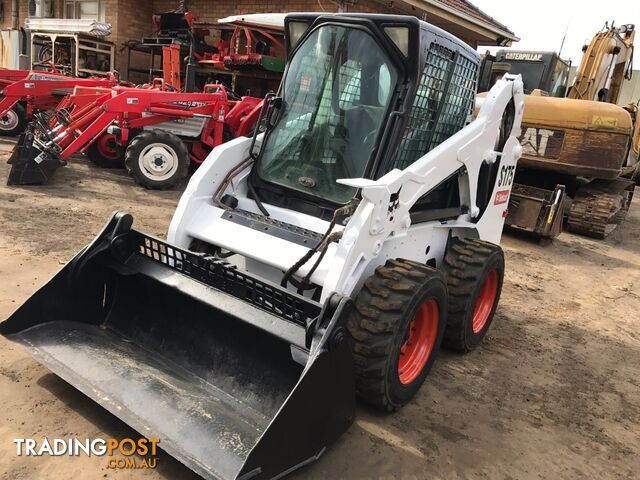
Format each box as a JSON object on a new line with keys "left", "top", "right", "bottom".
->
{"left": 132, "top": 231, "right": 321, "bottom": 326}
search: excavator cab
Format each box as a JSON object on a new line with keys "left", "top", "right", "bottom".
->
{"left": 492, "top": 50, "right": 570, "bottom": 97}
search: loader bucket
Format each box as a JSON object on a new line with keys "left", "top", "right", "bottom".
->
{"left": 6, "top": 131, "right": 61, "bottom": 185}
{"left": 505, "top": 183, "right": 566, "bottom": 240}
{"left": 0, "top": 212, "right": 355, "bottom": 480}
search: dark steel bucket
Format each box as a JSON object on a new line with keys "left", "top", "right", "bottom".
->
{"left": 0, "top": 212, "right": 355, "bottom": 480}
{"left": 506, "top": 183, "right": 566, "bottom": 240}
{"left": 6, "top": 131, "right": 62, "bottom": 185}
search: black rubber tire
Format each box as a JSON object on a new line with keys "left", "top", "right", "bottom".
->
{"left": 87, "top": 135, "right": 125, "bottom": 169}
{"left": 124, "top": 130, "right": 189, "bottom": 190}
{"left": 223, "top": 123, "right": 234, "bottom": 142}
{"left": 0, "top": 103, "right": 27, "bottom": 136}
{"left": 346, "top": 259, "right": 448, "bottom": 411}
{"left": 442, "top": 237, "right": 504, "bottom": 353}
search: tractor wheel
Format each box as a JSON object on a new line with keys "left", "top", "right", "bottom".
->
{"left": 87, "top": 133, "right": 124, "bottom": 168}
{"left": 441, "top": 237, "right": 504, "bottom": 352}
{"left": 0, "top": 103, "right": 27, "bottom": 136}
{"left": 347, "top": 259, "right": 448, "bottom": 411}
{"left": 124, "top": 130, "right": 189, "bottom": 190}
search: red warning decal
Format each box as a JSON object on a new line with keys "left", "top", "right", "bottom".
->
{"left": 494, "top": 189, "right": 510, "bottom": 205}
{"left": 300, "top": 75, "right": 312, "bottom": 92}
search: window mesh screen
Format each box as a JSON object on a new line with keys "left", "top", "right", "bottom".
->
{"left": 390, "top": 43, "right": 478, "bottom": 171}
{"left": 338, "top": 59, "right": 362, "bottom": 110}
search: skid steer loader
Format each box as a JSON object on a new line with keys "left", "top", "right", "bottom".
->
{"left": 1, "top": 13, "right": 524, "bottom": 480}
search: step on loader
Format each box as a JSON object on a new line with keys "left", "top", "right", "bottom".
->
{"left": 1, "top": 13, "right": 524, "bottom": 480}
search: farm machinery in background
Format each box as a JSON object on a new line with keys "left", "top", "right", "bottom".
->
{"left": 146, "top": 11, "right": 286, "bottom": 73}
{"left": 133, "top": 5, "right": 286, "bottom": 94}
{"left": 0, "top": 68, "right": 119, "bottom": 136}
{"left": 211, "top": 14, "right": 286, "bottom": 72}
{"left": 7, "top": 78, "right": 262, "bottom": 189}
{"left": 481, "top": 22, "right": 638, "bottom": 240}
{"left": 2, "top": 13, "right": 525, "bottom": 480}
{"left": 6, "top": 6, "right": 272, "bottom": 190}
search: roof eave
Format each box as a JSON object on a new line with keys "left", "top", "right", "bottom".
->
{"left": 402, "top": 0, "right": 520, "bottom": 44}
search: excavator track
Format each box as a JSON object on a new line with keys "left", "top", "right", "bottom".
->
{"left": 567, "top": 179, "right": 635, "bottom": 238}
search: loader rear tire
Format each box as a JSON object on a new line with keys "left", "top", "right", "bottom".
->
{"left": 0, "top": 103, "right": 27, "bottom": 136}
{"left": 347, "top": 259, "right": 448, "bottom": 411}
{"left": 442, "top": 237, "right": 504, "bottom": 353}
{"left": 124, "top": 130, "right": 189, "bottom": 190}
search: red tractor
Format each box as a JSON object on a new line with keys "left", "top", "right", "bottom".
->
{"left": 8, "top": 81, "right": 262, "bottom": 189}
{"left": 0, "top": 68, "right": 119, "bottom": 136}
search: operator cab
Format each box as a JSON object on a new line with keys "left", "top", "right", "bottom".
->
{"left": 250, "top": 13, "right": 480, "bottom": 219}
{"left": 479, "top": 50, "right": 570, "bottom": 97}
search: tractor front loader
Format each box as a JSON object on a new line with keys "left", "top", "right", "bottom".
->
{"left": 1, "top": 14, "right": 524, "bottom": 480}
{"left": 7, "top": 83, "right": 262, "bottom": 188}
{"left": 0, "top": 68, "right": 118, "bottom": 136}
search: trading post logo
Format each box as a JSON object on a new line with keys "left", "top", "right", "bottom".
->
{"left": 14, "top": 437, "right": 160, "bottom": 470}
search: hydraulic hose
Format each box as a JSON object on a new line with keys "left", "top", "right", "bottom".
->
{"left": 281, "top": 199, "right": 359, "bottom": 289}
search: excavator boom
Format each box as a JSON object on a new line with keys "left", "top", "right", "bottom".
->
{"left": 568, "top": 23, "right": 635, "bottom": 103}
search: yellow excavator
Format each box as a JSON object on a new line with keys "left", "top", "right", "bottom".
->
{"left": 481, "top": 23, "right": 638, "bottom": 239}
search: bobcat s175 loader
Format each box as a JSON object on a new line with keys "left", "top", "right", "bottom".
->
{"left": 1, "top": 13, "right": 524, "bottom": 480}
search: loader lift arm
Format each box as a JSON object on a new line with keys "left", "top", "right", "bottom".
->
{"left": 0, "top": 70, "right": 119, "bottom": 136}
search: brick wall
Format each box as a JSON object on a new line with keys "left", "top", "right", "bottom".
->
{"left": 151, "top": 0, "right": 413, "bottom": 23}
{"left": 1, "top": 0, "right": 29, "bottom": 30}
{"left": 111, "top": 0, "right": 154, "bottom": 79}
{"left": 150, "top": 0, "right": 417, "bottom": 23}
{"left": 152, "top": 0, "right": 318, "bottom": 22}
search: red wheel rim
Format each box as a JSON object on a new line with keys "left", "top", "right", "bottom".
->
{"left": 398, "top": 299, "right": 439, "bottom": 385}
{"left": 96, "top": 134, "right": 119, "bottom": 160}
{"left": 472, "top": 269, "right": 499, "bottom": 334}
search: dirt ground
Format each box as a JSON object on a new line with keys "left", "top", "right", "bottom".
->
{"left": 0, "top": 135, "right": 638, "bottom": 480}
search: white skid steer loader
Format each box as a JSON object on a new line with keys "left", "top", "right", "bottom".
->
{"left": 1, "top": 13, "right": 524, "bottom": 480}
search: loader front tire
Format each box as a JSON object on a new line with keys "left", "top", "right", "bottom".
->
{"left": 442, "top": 237, "right": 504, "bottom": 352}
{"left": 0, "top": 103, "right": 27, "bottom": 136}
{"left": 347, "top": 259, "right": 448, "bottom": 411}
{"left": 124, "top": 130, "right": 189, "bottom": 189}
